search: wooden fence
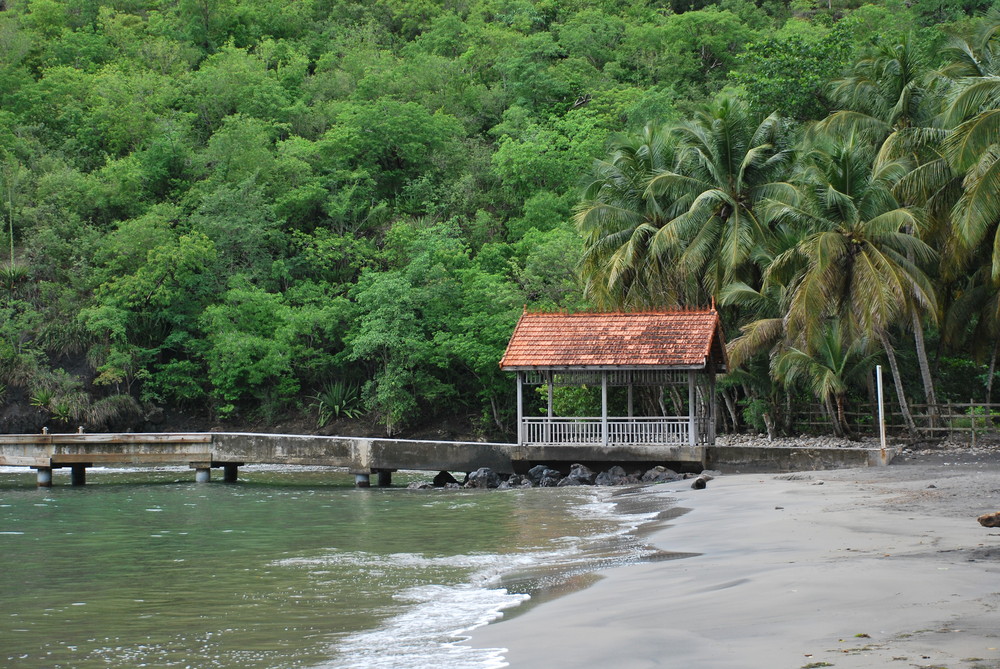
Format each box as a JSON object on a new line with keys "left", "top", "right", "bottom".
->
{"left": 782, "top": 400, "right": 1000, "bottom": 441}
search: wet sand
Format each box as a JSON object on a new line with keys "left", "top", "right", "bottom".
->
{"left": 470, "top": 451, "right": 1000, "bottom": 667}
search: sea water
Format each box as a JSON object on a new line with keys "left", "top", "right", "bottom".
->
{"left": 0, "top": 466, "right": 670, "bottom": 668}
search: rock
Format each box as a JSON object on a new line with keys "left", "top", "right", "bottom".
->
{"left": 527, "top": 464, "right": 562, "bottom": 486}
{"left": 691, "top": 476, "right": 708, "bottom": 490}
{"left": 641, "top": 466, "right": 681, "bottom": 483}
{"left": 444, "top": 482, "right": 462, "bottom": 489}
{"left": 407, "top": 482, "right": 434, "bottom": 489}
{"left": 567, "top": 463, "right": 595, "bottom": 485}
{"left": 498, "top": 474, "right": 528, "bottom": 490}
{"left": 557, "top": 476, "right": 583, "bottom": 486}
{"left": 595, "top": 466, "right": 630, "bottom": 486}
{"left": 433, "top": 471, "right": 460, "bottom": 487}
{"left": 978, "top": 511, "right": 1000, "bottom": 527}
{"left": 464, "top": 467, "right": 501, "bottom": 489}
{"left": 538, "top": 473, "right": 561, "bottom": 487}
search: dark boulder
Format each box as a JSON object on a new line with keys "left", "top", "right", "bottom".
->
{"left": 538, "top": 472, "right": 561, "bottom": 487}
{"left": 527, "top": 464, "right": 562, "bottom": 486}
{"left": 464, "top": 467, "right": 501, "bottom": 489}
{"left": 433, "top": 471, "right": 460, "bottom": 487}
{"left": 567, "top": 463, "right": 596, "bottom": 485}
{"left": 557, "top": 476, "right": 583, "bottom": 486}
{"left": 641, "top": 466, "right": 682, "bottom": 483}
{"left": 595, "top": 466, "right": 631, "bottom": 486}
{"left": 499, "top": 474, "right": 529, "bottom": 490}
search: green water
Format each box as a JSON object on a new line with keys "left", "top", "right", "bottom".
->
{"left": 0, "top": 467, "right": 663, "bottom": 669}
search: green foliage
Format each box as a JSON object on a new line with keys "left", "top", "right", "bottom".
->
{"left": 733, "top": 23, "right": 852, "bottom": 120}
{"left": 2, "top": 0, "right": 999, "bottom": 441}
{"left": 310, "top": 380, "right": 364, "bottom": 426}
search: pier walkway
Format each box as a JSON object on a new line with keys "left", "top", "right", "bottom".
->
{"left": 0, "top": 431, "right": 705, "bottom": 487}
{"left": 0, "top": 431, "right": 894, "bottom": 487}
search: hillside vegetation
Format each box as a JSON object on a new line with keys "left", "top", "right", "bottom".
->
{"left": 0, "top": 0, "right": 998, "bottom": 438}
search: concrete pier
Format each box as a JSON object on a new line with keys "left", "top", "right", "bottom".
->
{"left": 0, "top": 431, "right": 899, "bottom": 489}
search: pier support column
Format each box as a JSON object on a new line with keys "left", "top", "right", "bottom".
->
{"left": 354, "top": 473, "right": 371, "bottom": 488}
{"left": 195, "top": 467, "right": 211, "bottom": 483}
{"left": 222, "top": 463, "right": 239, "bottom": 483}
{"left": 376, "top": 470, "right": 392, "bottom": 487}
{"left": 34, "top": 467, "right": 53, "bottom": 487}
{"left": 70, "top": 464, "right": 87, "bottom": 486}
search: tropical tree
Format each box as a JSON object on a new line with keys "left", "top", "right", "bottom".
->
{"left": 575, "top": 123, "right": 688, "bottom": 309}
{"left": 774, "top": 323, "right": 879, "bottom": 438}
{"left": 763, "top": 136, "right": 938, "bottom": 437}
{"left": 576, "top": 96, "right": 795, "bottom": 309}
{"left": 818, "top": 35, "right": 944, "bottom": 421}
{"left": 643, "top": 96, "right": 795, "bottom": 302}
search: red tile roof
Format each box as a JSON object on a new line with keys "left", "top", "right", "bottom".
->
{"left": 500, "top": 309, "right": 727, "bottom": 370}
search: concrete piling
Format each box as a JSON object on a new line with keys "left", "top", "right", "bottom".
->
{"left": 195, "top": 467, "right": 211, "bottom": 483}
{"left": 70, "top": 465, "right": 86, "bottom": 486}
{"left": 35, "top": 467, "right": 52, "bottom": 487}
{"left": 354, "top": 473, "right": 371, "bottom": 488}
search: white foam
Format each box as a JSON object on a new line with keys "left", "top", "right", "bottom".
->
{"left": 313, "top": 584, "right": 527, "bottom": 669}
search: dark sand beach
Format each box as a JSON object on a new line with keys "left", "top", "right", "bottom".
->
{"left": 471, "top": 447, "right": 1000, "bottom": 668}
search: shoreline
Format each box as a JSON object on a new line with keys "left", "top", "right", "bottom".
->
{"left": 469, "top": 453, "right": 1000, "bottom": 668}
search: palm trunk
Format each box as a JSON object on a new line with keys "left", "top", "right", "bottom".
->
{"left": 878, "top": 329, "right": 919, "bottom": 439}
{"left": 987, "top": 338, "right": 998, "bottom": 407}
{"left": 783, "top": 392, "right": 793, "bottom": 435}
{"left": 722, "top": 388, "right": 739, "bottom": 431}
{"left": 824, "top": 394, "right": 844, "bottom": 437}
{"left": 912, "top": 312, "right": 938, "bottom": 427}
{"left": 836, "top": 393, "right": 854, "bottom": 439}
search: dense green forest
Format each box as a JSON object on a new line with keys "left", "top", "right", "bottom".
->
{"left": 1, "top": 0, "right": 999, "bottom": 438}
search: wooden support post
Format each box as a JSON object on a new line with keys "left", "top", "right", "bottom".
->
{"left": 376, "top": 470, "right": 392, "bottom": 487}
{"left": 222, "top": 463, "right": 239, "bottom": 483}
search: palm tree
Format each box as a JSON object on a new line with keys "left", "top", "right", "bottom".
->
{"left": 575, "top": 124, "right": 690, "bottom": 309}
{"left": 774, "top": 323, "right": 880, "bottom": 438}
{"left": 764, "top": 136, "right": 938, "bottom": 437}
{"left": 818, "top": 36, "right": 947, "bottom": 423}
{"left": 642, "top": 96, "right": 795, "bottom": 301}
{"left": 937, "top": 11, "right": 1000, "bottom": 280}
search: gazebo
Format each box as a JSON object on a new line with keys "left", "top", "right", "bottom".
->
{"left": 500, "top": 309, "right": 728, "bottom": 449}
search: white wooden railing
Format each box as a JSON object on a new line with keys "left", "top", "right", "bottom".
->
{"left": 522, "top": 417, "right": 704, "bottom": 446}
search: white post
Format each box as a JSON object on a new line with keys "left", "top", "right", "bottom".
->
{"left": 545, "top": 372, "right": 553, "bottom": 444}
{"left": 877, "top": 365, "right": 886, "bottom": 454}
{"left": 516, "top": 371, "right": 524, "bottom": 446}
{"left": 688, "top": 371, "right": 697, "bottom": 446}
{"left": 601, "top": 371, "right": 609, "bottom": 446}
